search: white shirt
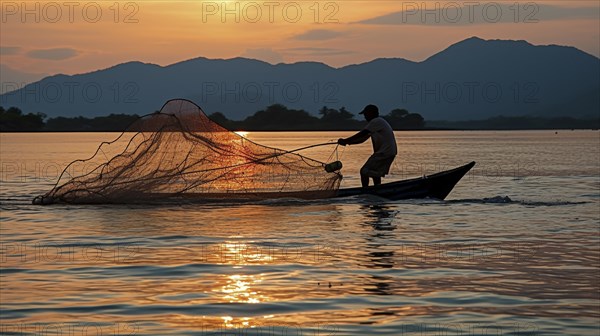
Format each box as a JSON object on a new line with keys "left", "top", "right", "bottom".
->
{"left": 364, "top": 117, "right": 397, "bottom": 157}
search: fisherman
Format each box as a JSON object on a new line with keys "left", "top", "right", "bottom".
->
{"left": 338, "top": 104, "right": 397, "bottom": 188}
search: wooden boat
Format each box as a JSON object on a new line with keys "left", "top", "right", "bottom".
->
{"left": 33, "top": 162, "right": 475, "bottom": 204}
{"left": 335, "top": 161, "right": 475, "bottom": 201}
{"left": 167, "top": 161, "right": 475, "bottom": 201}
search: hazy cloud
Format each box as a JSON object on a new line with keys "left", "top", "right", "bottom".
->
{"left": 285, "top": 47, "right": 355, "bottom": 56}
{"left": 27, "top": 48, "right": 79, "bottom": 60}
{"left": 0, "top": 46, "right": 21, "bottom": 55}
{"left": 292, "top": 29, "right": 345, "bottom": 41}
{"left": 241, "top": 48, "right": 284, "bottom": 64}
{"left": 357, "top": 4, "right": 599, "bottom": 26}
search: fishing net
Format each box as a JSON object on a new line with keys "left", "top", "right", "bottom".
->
{"left": 33, "top": 99, "right": 342, "bottom": 204}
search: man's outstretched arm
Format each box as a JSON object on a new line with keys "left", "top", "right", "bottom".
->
{"left": 338, "top": 130, "right": 370, "bottom": 146}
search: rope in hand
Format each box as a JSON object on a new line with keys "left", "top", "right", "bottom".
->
{"left": 270, "top": 141, "right": 345, "bottom": 173}
{"left": 281, "top": 142, "right": 339, "bottom": 154}
{"left": 324, "top": 140, "right": 345, "bottom": 172}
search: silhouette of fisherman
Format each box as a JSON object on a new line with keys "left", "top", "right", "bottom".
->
{"left": 338, "top": 104, "right": 397, "bottom": 187}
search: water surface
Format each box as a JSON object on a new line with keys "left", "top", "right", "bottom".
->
{"left": 1, "top": 131, "right": 599, "bottom": 335}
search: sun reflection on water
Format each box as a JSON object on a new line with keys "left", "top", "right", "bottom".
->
{"left": 221, "top": 241, "right": 275, "bottom": 265}
{"left": 221, "top": 274, "right": 264, "bottom": 303}
{"left": 215, "top": 241, "right": 273, "bottom": 330}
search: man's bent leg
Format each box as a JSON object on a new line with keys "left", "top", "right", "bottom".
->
{"left": 373, "top": 176, "right": 382, "bottom": 186}
{"left": 361, "top": 174, "right": 370, "bottom": 188}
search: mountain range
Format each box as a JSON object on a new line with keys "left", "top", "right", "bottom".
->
{"left": 1, "top": 37, "right": 598, "bottom": 120}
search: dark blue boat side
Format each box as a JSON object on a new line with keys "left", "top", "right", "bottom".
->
{"left": 335, "top": 161, "right": 476, "bottom": 200}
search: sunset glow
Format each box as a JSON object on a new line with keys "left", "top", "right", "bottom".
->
{"left": 1, "top": 1, "right": 598, "bottom": 83}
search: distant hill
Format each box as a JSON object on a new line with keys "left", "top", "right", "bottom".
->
{"left": 1, "top": 37, "right": 598, "bottom": 120}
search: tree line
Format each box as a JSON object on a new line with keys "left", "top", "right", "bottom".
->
{"left": 209, "top": 104, "right": 425, "bottom": 131}
{"left": 0, "top": 104, "right": 426, "bottom": 132}
{"left": 1, "top": 104, "right": 598, "bottom": 132}
{"left": 0, "top": 106, "right": 140, "bottom": 132}
{"left": 428, "top": 116, "right": 600, "bottom": 130}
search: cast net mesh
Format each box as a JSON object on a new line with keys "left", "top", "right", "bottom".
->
{"left": 34, "top": 99, "right": 342, "bottom": 204}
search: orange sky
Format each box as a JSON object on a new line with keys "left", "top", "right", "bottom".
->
{"left": 1, "top": 0, "right": 599, "bottom": 82}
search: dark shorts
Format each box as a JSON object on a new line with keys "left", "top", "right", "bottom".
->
{"left": 360, "top": 153, "right": 396, "bottom": 178}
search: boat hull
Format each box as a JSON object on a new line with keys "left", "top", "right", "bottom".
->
{"left": 33, "top": 162, "right": 475, "bottom": 204}
{"left": 335, "top": 161, "right": 475, "bottom": 200}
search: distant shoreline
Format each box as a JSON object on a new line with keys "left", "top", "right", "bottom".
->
{"left": 2, "top": 104, "right": 598, "bottom": 132}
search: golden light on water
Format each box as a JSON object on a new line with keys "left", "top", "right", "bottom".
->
{"left": 216, "top": 242, "right": 270, "bottom": 305}
{"left": 220, "top": 316, "right": 254, "bottom": 330}
{"left": 2, "top": 130, "right": 599, "bottom": 335}
{"left": 220, "top": 241, "right": 275, "bottom": 264}
{"left": 221, "top": 274, "right": 264, "bottom": 303}
{"left": 214, "top": 241, "right": 272, "bottom": 330}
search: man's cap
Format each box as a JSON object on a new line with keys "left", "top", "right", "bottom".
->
{"left": 359, "top": 104, "right": 379, "bottom": 115}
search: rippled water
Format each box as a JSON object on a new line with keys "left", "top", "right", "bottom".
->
{"left": 1, "top": 131, "right": 599, "bottom": 335}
